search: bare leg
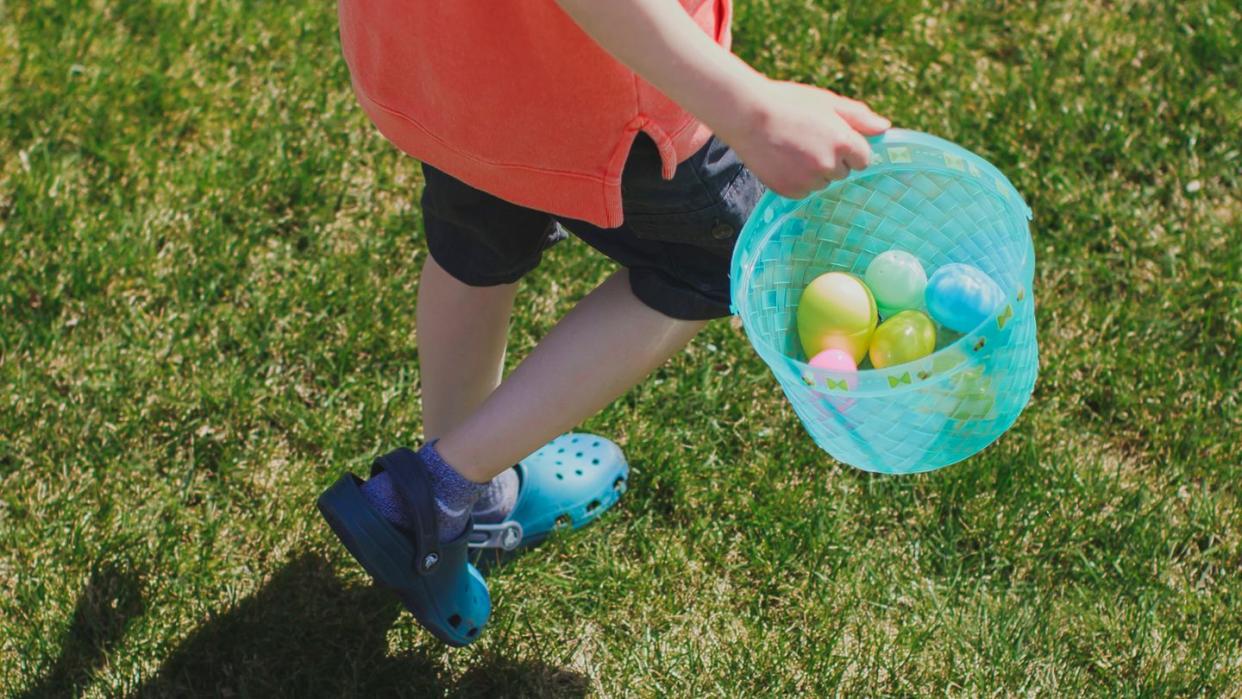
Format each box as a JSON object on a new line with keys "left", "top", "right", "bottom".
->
{"left": 436, "top": 269, "right": 707, "bottom": 483}
{"left": 416, "top": 255, "right": 518, "bottom": 440}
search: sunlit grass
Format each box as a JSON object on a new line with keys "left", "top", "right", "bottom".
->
{"left": 1, "top": 0, "right": 1238, "bottom": 695}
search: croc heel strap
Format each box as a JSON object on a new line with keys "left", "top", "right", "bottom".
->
{"left": 370, "top": 448, "right": 443, "bottom": 573}
{"left": 471, "top": 520, "right": 525, "bottom": 551}
{"left": 317, "top": 448, "right": 490, "bottom": 646}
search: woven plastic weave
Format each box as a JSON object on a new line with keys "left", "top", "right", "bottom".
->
{"left": 730, "top": 129, "right": 1038, "bottom": 474}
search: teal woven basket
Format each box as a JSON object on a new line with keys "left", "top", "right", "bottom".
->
{"left": 730, "top": 129, "right": 1038, "bottom": 474}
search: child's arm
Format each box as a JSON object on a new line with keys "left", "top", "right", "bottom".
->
{"left": 554, "top": 0, "right": 890, "bottom": 199}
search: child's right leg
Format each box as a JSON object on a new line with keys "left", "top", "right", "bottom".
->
{"left": 353, "top": 255, "right": 523, "bottom": 536}
{"left": 415, "top": 254, "right": 518, "bottom": 441}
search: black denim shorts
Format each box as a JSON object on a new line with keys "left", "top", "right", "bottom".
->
{"left": 420, "top": 134, "right": 764, "bottom": 320}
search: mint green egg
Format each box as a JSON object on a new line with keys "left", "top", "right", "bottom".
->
{"left": 865, "top": 250, "right": 927, "bottom": 317}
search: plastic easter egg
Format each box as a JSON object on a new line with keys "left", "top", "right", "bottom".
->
{"left": 864, "top": 250, "right": 927, "bottom": 318}
{"left": 925, "top": 263, "right": 1003, "bottom": 334}
{"left": 809, "top": 348, "right": 858, "bottom": 387}
{"left": 809, "top": 348, "right": 858, "bottom": 373}
{"left": 869, "top": 310, "right": 937, "bottom": 369}
{"left": 808, "top": 349, "right": 858, "bottom": 412}
{"left": 797, "top": 272, "right": 877, "bottom": 364}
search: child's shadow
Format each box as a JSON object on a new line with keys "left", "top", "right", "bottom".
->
{"left": 18, "top": 561, "right": 145, "bottom": 698}
{"left": 131, "top": 553, "right": 588, "bottom": 698}
{"left": 21, "top": 554, "right": 586, "bottom": 698}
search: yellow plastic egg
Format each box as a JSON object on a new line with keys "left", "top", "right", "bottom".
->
{"left": 796, "top": 272, "right": 878, "bottom": 364}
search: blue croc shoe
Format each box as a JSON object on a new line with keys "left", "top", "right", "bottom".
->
{"left": 469, "top": 433, "right": 629, "bottom": 551}
{"left": 317, "top": 448, "right": 491, "bottom": 647}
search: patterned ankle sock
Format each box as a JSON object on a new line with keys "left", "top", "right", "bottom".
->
{"left": 471, "top": 467, "right": 520, "bottom": 524}
{"left": 359, "top": 441, "right": 487, "bottom": 543}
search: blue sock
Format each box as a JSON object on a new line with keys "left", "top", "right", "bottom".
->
{"left": 360, "top": 441, "right": 487, "bottom": 543}
{"left": 472, "top": 466, "right": 520, "bottom": 524}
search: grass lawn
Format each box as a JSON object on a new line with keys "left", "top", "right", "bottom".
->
{"left": 1, "top": 0, "right": 1239, "bottom": 696}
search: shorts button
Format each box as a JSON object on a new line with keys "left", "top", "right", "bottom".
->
{"left": 711, "top": 222, "right": 734, "bottom": 240}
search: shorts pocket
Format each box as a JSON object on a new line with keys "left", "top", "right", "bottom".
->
{"left": 623, "top": 165, "right": 764, "bottom": 252}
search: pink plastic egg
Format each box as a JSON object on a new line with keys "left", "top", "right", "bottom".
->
{"left": 809, "top": 348, "right": 858, "bottom": 374}
{"left": 808, "top": 348, "right": 858, "bottom": 410}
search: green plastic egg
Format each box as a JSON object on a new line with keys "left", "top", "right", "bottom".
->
{"left": 865, "top": 250, "right": 927, "bottom": 318}
{"left": 869, "top": 310, "right": 937, "bottom": 369}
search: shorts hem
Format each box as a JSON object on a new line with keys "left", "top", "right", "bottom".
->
{"left": 629, "top": 268, "right": 731, "bottom": 321}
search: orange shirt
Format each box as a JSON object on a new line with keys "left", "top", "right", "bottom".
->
{"left": 338, "top": 0, "right": 732, "bottom": 228}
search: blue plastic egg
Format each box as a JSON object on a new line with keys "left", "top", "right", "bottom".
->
{"left": 924, "top": 263, "right": 1003, "bottom": 333}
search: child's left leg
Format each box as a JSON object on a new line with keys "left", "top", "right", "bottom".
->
{"left": 435, "top": 268, "right": 705, "bottom": 481}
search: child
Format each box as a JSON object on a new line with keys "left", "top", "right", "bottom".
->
{"left": 318, "top": 0, "right": 889, "bottom": 646}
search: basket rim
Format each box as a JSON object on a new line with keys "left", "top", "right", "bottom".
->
{"left": 729, "top": 129, "right": 1035, "bottom": 398}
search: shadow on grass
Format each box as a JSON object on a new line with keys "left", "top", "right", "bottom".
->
{"left": 18, "top": 562, "right": 146, "bottom": 699}
{"left": 471, "top": 546, "right": 540, "bottom": 577}
{"left": 22, "top": 554, "right": 585, "bottom": 698}
{"left": 129, "top": 553, "right": 586, "bottom": 698}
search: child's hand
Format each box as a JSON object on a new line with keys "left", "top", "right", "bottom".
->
{"left": 548, "top": 0, "right": 889, "bottom": 198}
{"left": 723, "top": 80, "right": 890, "bottom": 200}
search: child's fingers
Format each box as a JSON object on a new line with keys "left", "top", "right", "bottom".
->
{"left": 837, "top": 129, "right": 872, "bottom": 173}
{"left": 823, "top": 162, "right": 850, "bottom": 183}
{"left": 832, "top": 97, "right": 891, "bottom": 136}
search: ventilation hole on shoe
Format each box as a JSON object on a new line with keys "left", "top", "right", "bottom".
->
{"left": 591, "top": 458, "right": 600, "bottom": 465}
{"left": 614, "top": 477, "right": 626, "bottom": 491}
{"left": 575, "top": 469, "right": 583, "bottom": 476}
{"left": 557, "top": 448, "right": 565, "bottom": 454}
{"left": 586, "top": 499, "right": 600, "bottom": 512}
{"left": 448, "top": 614, "right": 461, "bottom": 628}
{"left": 555, "top": 460, "right": 562, "bottom": 465}
{"left": 556, "top": 514, "right": 571, "bottom": 528}
{"left": 594, "top": 441, "right": 601, "bottom": 447}
{"left": 556, "top": 473, "right": 564, "bottom": 480}
{"left": 467, "top": 627, "right": 478, "bottom": 637}
{"left": 575, "top": 451, "right": 583, "bottom": 458}
{"left": 572, "top": 437, "right": 578, "bottom": 443}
